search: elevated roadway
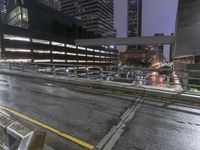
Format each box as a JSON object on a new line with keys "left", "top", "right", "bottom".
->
{"left": 0, "top": 73, "right": 199, "bottom": 150}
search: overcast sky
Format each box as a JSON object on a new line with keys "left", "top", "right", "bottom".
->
{"left": 114, "top": 0, "right": 179, "bottom": 37}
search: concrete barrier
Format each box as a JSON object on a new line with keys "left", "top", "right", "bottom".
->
{"left": 0, "top": 111, "right": 48, "bottom": 150}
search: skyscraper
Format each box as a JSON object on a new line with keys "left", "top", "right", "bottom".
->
{"left": 60, "top": 0, "right": 116, "bottom": 38}
{"left": 0, "top": 0, "right": 6, "bottom": 23}
{"left": 128, "top": 0, "right": 142, "bottom": 38}
{"left": 35, "top": 0, "right": 60, "bottom": 10}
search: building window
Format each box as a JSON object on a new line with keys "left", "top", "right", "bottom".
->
{"left": 4, "top": 34, "right": 30, "bottom": 42}
{"left": 7, "top": 6, "right": 29, "bottom": 29}
{"left": 32, "top": 39, "right": 50, "bottom": 45}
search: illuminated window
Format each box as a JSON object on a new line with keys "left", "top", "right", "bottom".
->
{"left": 87, "top": 55, "right": 93, "bottom": 57}
{"left": 32, "top": 39, "right": 50, "bottom": 45}
{"left": 53, "top": 60, "right": 65, "bottom": 62}
{"left": 5, "top": 48, "right": 31, "bottom": 52}
{"left": 66, "top": 44, "right": 76, "bottom": 49}
{"left": 87, "top": 48, "right": 93, "bottom": 51}
{"left": 67, "top": 60, "right": 76, "bottom": 62}
{"left": 33, "top": 50, "right": 50, "bottom": 53}
{"left": 6, "top": 59, "right": 31, "bottom": 62}
{"left": 7, "top": 6, "right": 29, "bottom": 29}
{"left": 78, "top": 60, "right": 86, "bottom": 63}
{"left": 52, "top": 51, "right": 65, "bottom": 55}
{"left": 52, "top": 42, "right": 65, "bottom": 47}
{"left": 4, "top": 34, "right": 30, "bottom": 42}
{"left": 94, "top": 49, "right": 100, "bottom": 52}
{"left": 67, "top": 53, "right": 76, "bottom": 56}
{"left": 78, "top": 46, "right": 86, "bottom": 50}
{"left": 78, "top": 54, "right": 86, "bottom": 56}
{"left": 34, "top": 59, "right": 51, "bottom": 63}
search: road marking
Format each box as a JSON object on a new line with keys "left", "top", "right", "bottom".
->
{"left": 96, "top": 98, "right": 143, "bottom": 150}
{"left": 0, "top": 105, "right": 94, "bottom": 150}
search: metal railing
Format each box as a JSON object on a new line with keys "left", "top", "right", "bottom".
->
{"left": 0, "top": 61, "right": 200, "bottom": 94}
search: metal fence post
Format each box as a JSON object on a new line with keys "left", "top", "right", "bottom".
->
{"left": 117, "top": 66, "right": 120, "bottom": 79}
{"left": 100, "top": 67, "right": 103, "bottom": 82}
{"left": 74, "top": 66, "right": 77, "bottom": 79}
{"left": 183, "top": 70, "right": 188, "bottom": 91}
{"left": 52, "top": 65, "right": 56, "bottom": 75}
{"left": 21, "top": 63, "right": 24, "bottom": 72}
{"left": 9, "top": 62, "right": 12, "bottom": 71}
{"left": 126, "top": 71, "right": 129, "bottom": 80}
{"left": 86, "top": 67, "right": 89, "bottom": 79}
{"left": 36, "top": 63, "right": 38, "bottom": 72}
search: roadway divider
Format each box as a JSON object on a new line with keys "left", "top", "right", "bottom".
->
{"left": 0, "top": 110, "right": 49, "bottom": 150}
{"left": 0, "top": 70, "right": 200, "bottom": 107}
{"left": 0, "top": 105, "right": 94, "bottom": 150}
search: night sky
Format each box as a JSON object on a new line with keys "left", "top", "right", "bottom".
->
{"left": 114, "top": 0, "right": 179, "bottom": 38}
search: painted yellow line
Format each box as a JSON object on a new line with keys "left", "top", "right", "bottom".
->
{"left": 0, "top": 105, "right": 94, "bottom": 150}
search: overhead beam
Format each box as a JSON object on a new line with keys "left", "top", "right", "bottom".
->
{"left": 75, "top": 36, "right": 175, "bottom": 46}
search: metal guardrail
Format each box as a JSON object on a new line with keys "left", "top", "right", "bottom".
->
{"left": 0, "top": 111, "right": 46, "bottom": 150}
{"left": 0, "top": 62, "right": 200, "bottom": 94}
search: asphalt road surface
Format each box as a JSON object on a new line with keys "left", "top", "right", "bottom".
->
{"left": 0, "top": 74, "right": 199, "bottom": 150}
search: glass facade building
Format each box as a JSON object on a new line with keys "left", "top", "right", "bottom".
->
{"left": 127, "top": 0, "right": 142, "bottom": 50}
{"left": 7, "top": 6, "right": 29, "bottom": 28}
{"left": 35, "top": 0, "right": 60, "bottom": 10}
{"left": 60, "top": 0, "right": 116, "bottom": 38}
{"left": 128, "top": 0, "right": 142, "bottom": 37}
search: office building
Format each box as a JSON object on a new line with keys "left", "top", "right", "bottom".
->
{"left": 0, "top": 0, "right": 6, "bottom": 23}
{"left": 127, "top": 0, "right": 142, "bottom": 50}
{"left": 35, "top": 0, "right": 60, "bottom": 10}
{"left": 128, "top": 0, "right": 142, "bottom": 37}
{"left": 6, "top": 0, "right": 100, "bottom": 39}
{"left": 60, "top": 0, "right": 116, "bottom": 38}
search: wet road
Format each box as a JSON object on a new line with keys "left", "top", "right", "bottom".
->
{"left": 0, "top": 73, "right": 199, "bottom": 150}
{"left": 0, "top": 74, "right": 133, "bottom": 149}
{"left": 113, "top": 100, "right": 200, "bottom": 150}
